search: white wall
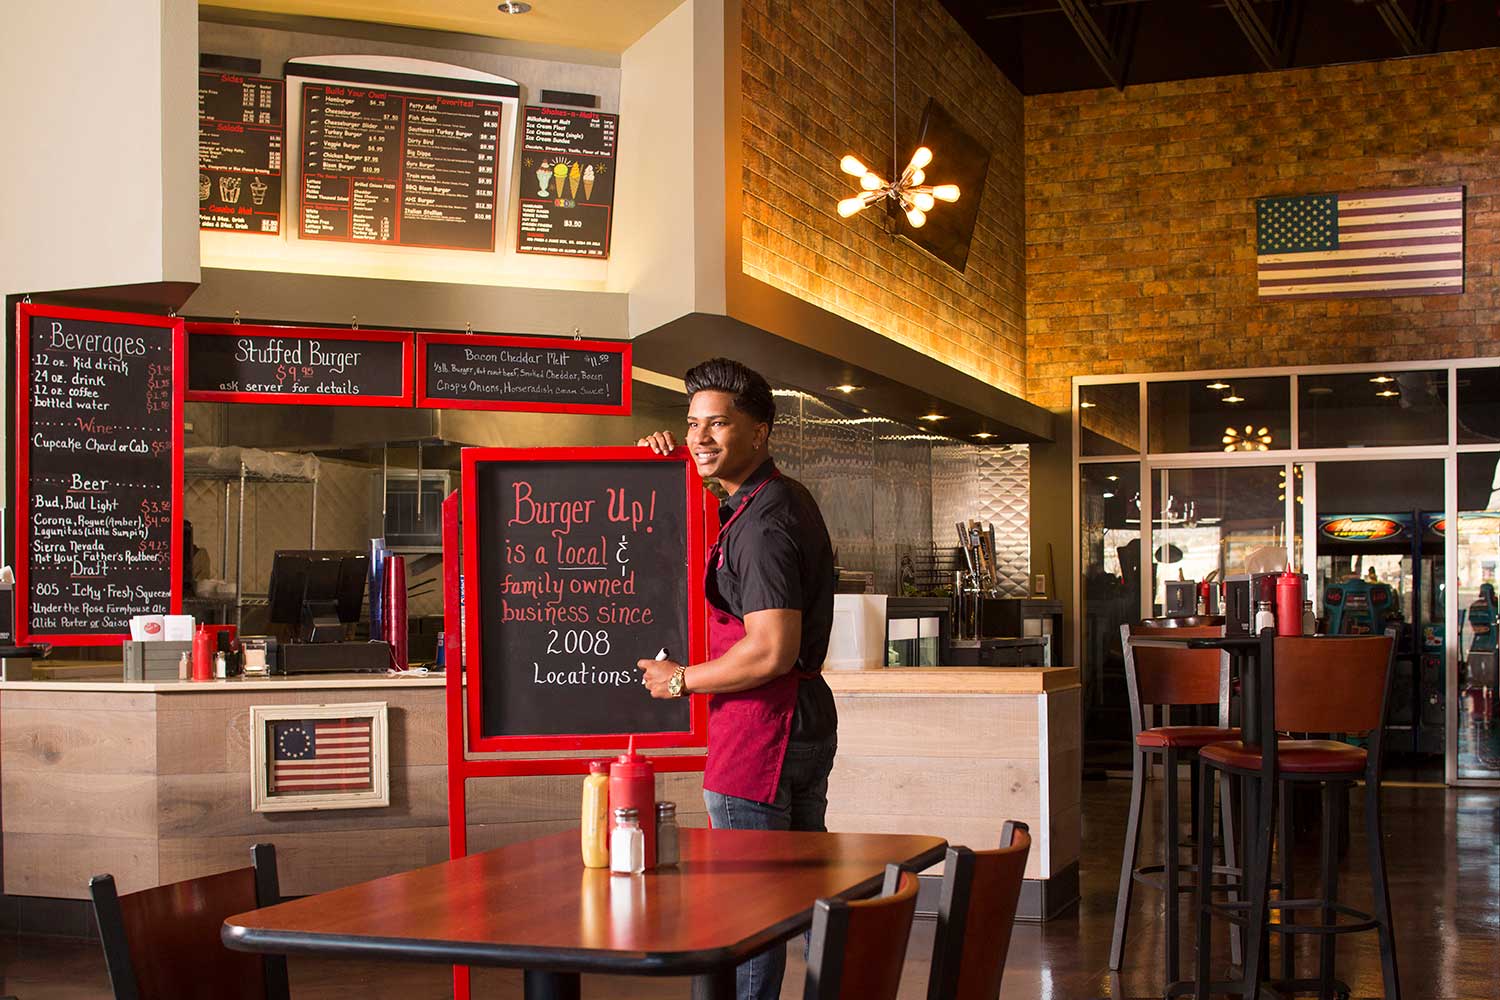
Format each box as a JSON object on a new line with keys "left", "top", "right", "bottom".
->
{"left": 610, "top": 0, "right": 725, "bottom": 336}
{"left": 0, "top": 0, "right": 200, "bottom": 298}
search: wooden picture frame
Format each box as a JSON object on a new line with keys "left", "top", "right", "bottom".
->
{"left": 250, "top": 702, "right": 390, "bottom": 813}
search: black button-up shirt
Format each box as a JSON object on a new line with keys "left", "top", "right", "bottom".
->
{"left": 710, "top": 458, "right": 837, "bottom": 743}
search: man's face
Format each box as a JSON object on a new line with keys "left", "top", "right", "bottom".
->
{"left": 686, "top": 390, "right": 767, "bottom": 482}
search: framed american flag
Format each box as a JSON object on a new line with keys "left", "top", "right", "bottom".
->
{"left": 250, "top": 702, "right": 390, "bottom": 812}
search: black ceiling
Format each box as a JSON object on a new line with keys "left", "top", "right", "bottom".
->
{"left": 940, "top": 0, "right": 1500, "bottom": 95}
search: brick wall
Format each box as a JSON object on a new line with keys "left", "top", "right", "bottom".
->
{"left": 740, "top": 0, "right": 1027, "bottom": 396}
{"left": 1025, "top": 49, "right": 1500, "bottom": 411}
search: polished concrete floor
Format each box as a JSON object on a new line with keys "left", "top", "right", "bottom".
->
{"left": 2, "top": 777, "right": 1495, "bottom": 999}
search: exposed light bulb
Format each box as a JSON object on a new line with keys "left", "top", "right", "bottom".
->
{"left": 931, "top": 184, "right": 960, "bottom": 202}
{"left": 972, "top": 432, "right": 995, "bottom": 439}
{"left": 1102, "top": 492, "right": 1115, "bottom": 499}
{"left": 906, "top": 206, "right": 927, "bottom": 228}
{"left": 1223, "top": 394, "right": 1244, "bottom": 404}
{"left": 909, "top": 168, "right": 925, "bottom": 186}
{"left": 1079, "top": 401, "right": 1096, "bottom": 409}
{"left": 860, "top": 172, "right": 883, "bottom": 191}
{"left": 909, "top": 146, "right": 933, "bottom": 170}
{"left": 1207, "top": 381, "right": 1230, "bottom": 390}
{"left": 837, "top": 197, "right": 867, "bottom": 218}
{"left": 840, "top": 155, "right": 869, "bottom": 177}
{"left": 913, "top": 191, "right": 936, "bottom": 212}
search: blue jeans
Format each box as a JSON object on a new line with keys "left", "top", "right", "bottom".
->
{"left": 704, "top": 736, "right": 837, "bottom": 1000}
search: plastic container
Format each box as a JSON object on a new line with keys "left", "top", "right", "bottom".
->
{"left": 383, "top": 554, "right": 408, "bottom": 670}
{"left": 581, "top": 760, "right": 610, "bottom": 868}
{"left": 192, "top": 625, "right": 214, "bottom": 681}
{"left": 1276, "top": 566, "right": 1305, "bottom": 636}
{"left": 609, "top": 807, "right": 645, "bottom": 875}
{"left": 609, "top": 736, "right": 656, "bottom": 869}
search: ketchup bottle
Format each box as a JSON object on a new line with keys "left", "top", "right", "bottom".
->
{"left": 191, "top": 624, "right": 215, "bottom": 681}
{"left": 609, "top": 736, "right": 656, "bottom": 869}
{"left": 1276, "top": 564, "right": 1305, "bottom": 636}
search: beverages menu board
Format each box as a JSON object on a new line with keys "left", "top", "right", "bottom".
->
{"left": 517, "top": 106, "right": 618, "bottom": 258}
{"left": 416, "top": 333, "right": 630, "bottom": 415}
{"left": 14, "top": 305, "right": 182, "bottom": 644}
{"left": 185, "top": 323, "right": 414, "bottom": 407}
{"left": 298, "top": 82, "right": 503, "bottom": 250}
{"left": 199, "top": 71, "right": 284, "bottom": 234}
{"left": 464, "top": 451, "right": 701, "bottom": 741}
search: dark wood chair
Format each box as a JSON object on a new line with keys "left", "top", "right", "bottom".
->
{"left": 1112, "top": 622, "right": 1243, "bottom": 992}
{"left": 1194, "top": 635, "right": 1400, "bottom": 1000}
{"left": 926, "top": 820, "right": 1032, "bottom": 1000}
{"left": 803, "top": 864, "right": 920, "bottom": 1000}
{"left": 90, "top": 843, "right": 290, "bottom": 1000}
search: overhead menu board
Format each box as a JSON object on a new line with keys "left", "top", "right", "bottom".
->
{"left": 296, "top": 76, "right": 507, "bottom": 250}
{"left": 461, "top": 449, "right": 707, "bottom": 749}
{"left": 198, "top": 71, "right": 285, "bottom": 235}
{"left": 517, "top": 106, "right": 618, "bottom": 258}
{"left": 14, "top": 304, "right": 183, "bottom": 645}
{"left": 416, "top": 332, "right": 630, "bottom": 415}
{"left": 185, "top": 323, "right": 414, "bottom": 406}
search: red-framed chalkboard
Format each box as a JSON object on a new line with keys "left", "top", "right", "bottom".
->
{"left": 456, "top": 447, "right": 709, "bottom": 761}
{"left": 14, "top": 303, "right": 184, "bottom": 645}
{"left": 184, "top": 323, "right": 414, "bottom": 406}
{"left": 415, "top": 331, "right": 630, "bottom": 415}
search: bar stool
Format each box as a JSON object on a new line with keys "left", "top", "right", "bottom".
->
{"left": 1193, "top": 635, "right": 1400, "bottom": 1000}
{"left": 1110, "top": 622, "right": 1242, "bottom": 995}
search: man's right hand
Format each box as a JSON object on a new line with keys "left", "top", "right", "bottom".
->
{"left": 636, "top": 430, "right": 678, "bottom": 454}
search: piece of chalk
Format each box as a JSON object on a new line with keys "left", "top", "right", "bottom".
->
{"left": 655, "top": 648, "right": 670, "bottom": 660}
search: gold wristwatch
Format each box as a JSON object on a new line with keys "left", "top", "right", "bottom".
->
{"left": 666, "top": 664, "right": 688, "bottom": 697}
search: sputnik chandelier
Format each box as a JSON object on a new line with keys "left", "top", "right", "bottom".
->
{"left": 834, "top": 0, "right": 959, "bottom": 229}
{"left": 837, "top": 149, "right": 958, "bottom": 228}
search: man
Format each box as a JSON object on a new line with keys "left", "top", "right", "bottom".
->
{"left": 636, "top": 358, "right": 838, "bottom": 1000}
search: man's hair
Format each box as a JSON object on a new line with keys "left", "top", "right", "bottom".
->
{"left": 684, "top": 358, "right": 776, "bottom": 429}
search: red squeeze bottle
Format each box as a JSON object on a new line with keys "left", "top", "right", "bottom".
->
{"left": 192, "top": 625, "right": 214, "bottom": 681}
{"left": 1277, "top": 564, "right": 1305, "bottom": 636}
{"left": 610, "top": 736, "right": 656, "bottom": 869}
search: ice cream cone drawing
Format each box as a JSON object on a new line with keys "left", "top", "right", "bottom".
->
{"left": 583, "top": 164, "right": 595, "bottom": 201}
{"left": 249, "top": 176, "right": 268, "bottom": 206}
{"left": 536, "top": 162, "right": 551, "bottom": 197}
{"left": 568, "top": 162, "right": 581, "bottom": 200}
{"left": 199, "top": 173, "right": 212, "bottom": 201}
{"left": 553, "top": 161, "right": 569, "bottom": 200}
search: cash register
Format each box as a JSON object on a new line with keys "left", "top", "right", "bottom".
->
{"left": 268, "top": 549, "right": 391, "bottom": 673}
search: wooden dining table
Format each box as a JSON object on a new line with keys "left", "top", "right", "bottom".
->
{"left": 222, "top": 826, "right": 947, "bottom": 1000}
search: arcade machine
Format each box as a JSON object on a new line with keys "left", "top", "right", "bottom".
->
{"left": 1317, "top": 513, "right": 1444, "bottom": 756}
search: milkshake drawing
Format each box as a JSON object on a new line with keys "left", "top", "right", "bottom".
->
{"left": 199, "top": 173, "right": 212, "bottom": 201}
{"left": 583, "top": 164, "right": 595, "bottom": 202}
{"left": 536, "top": 161, "right": 552, "bottom": 197}
{"left": 249, "top": 176, "right": 268, "bottom": 206}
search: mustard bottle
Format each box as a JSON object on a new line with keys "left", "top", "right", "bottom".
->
{"left": 581, "top": 760, "right": 610, "bottom": 867}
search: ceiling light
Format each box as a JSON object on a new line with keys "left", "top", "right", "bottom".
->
{"left": 1307, "top": 386, "right": 1334, "bottom": 396}
{"left": 1206, "top": 381, "right": 1230, "bottom": 390}
{"left": 1369, "top": 375, "right": 1395, "bottom": 384}
{"left": 1102, "top": 492, "right": 1115, "bottom": 499}
{"left": 826, "top": 384, "right": 863, "bottom": 394}
{"left": 496, "top": 1, "right": 531, "bottom": 12}
{"left": 919, "top": 413, "right": 947, "bottom": 422}
{"left": 1223, "top": 394, "right": 1244, "bottom": 404}
{"left": 1107, "top": 475, "right": 1119, "bottom": 481}
{"left": 1079, "top": 400, "right": 1096, "bottom": 409}
{"left": 972, "top": 431, "right": 995, "bottom": 440}
{"left": 1376, "top": 389, "right": 1399, "bottom": 398}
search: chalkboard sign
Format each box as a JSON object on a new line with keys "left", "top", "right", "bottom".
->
{"left": 461, "top": 448, "right": 707, "bottom": 750}
{"left": 198, "top": 71, "right": 284, "bottom": 235}
{"left": 14, "top": 304, "right": 183, "bottom": 645}
{"left": 416, "top": 332, "right": 629, "bottom": 415}
{"left": 517, "top": 106, "right": 618, "bottom": 258}
{"left": 185, "top": 323, "right": 414, "bottom": 406}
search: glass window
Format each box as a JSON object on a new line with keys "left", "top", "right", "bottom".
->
{"left": 1456, "top": 452, "right": 1500, "bottom": 780}
{"left": 1079, "top": 461, "right": 1140, "bottom": 769}
{"left": 1079, "top": 382, "right": 1139, "bottom": 456}
{"left": 1148, "top": 466, "right": 1287, "bottom": 615}
{"left": 1457, "top": 367, "right": 1500, "bottom": 445}
{"left": 1147, "top": 377, "right": 1290, "bottom": 454}
{"left": 1298, "top": 370, "right": 1447, "bottom": 448}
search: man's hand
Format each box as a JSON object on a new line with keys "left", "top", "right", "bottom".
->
{"left": 637, "top": 656, "right": 684, "bottom": 698}
{"left": 636, "top": 430, "right": 678, "bottom": 455}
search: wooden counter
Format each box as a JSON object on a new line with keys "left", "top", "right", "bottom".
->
{"left": 822, "top": 667, "right": 1082, "bottom": 919}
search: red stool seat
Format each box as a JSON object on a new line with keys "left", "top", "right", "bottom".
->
{"left": 1135, "top": 725, "right": 1241, "bottom": 749}
{"left": 1199, "top": 739, "right": 1367, "bottom": 775}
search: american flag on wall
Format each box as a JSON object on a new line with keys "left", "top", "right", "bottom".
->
{"left": 268, "top": 718, "right": 374, "bottom": 793}
{"left": 1255, "top": 186, "right": 1464, "bottom": 299}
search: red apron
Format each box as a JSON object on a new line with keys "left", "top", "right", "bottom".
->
{"left": 700, "top": 474, "right": 801, "bottom": 806}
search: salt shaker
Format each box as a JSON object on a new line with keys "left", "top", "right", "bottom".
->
{"left": 609, "top": 807, "right": 644, "bottom": 875}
